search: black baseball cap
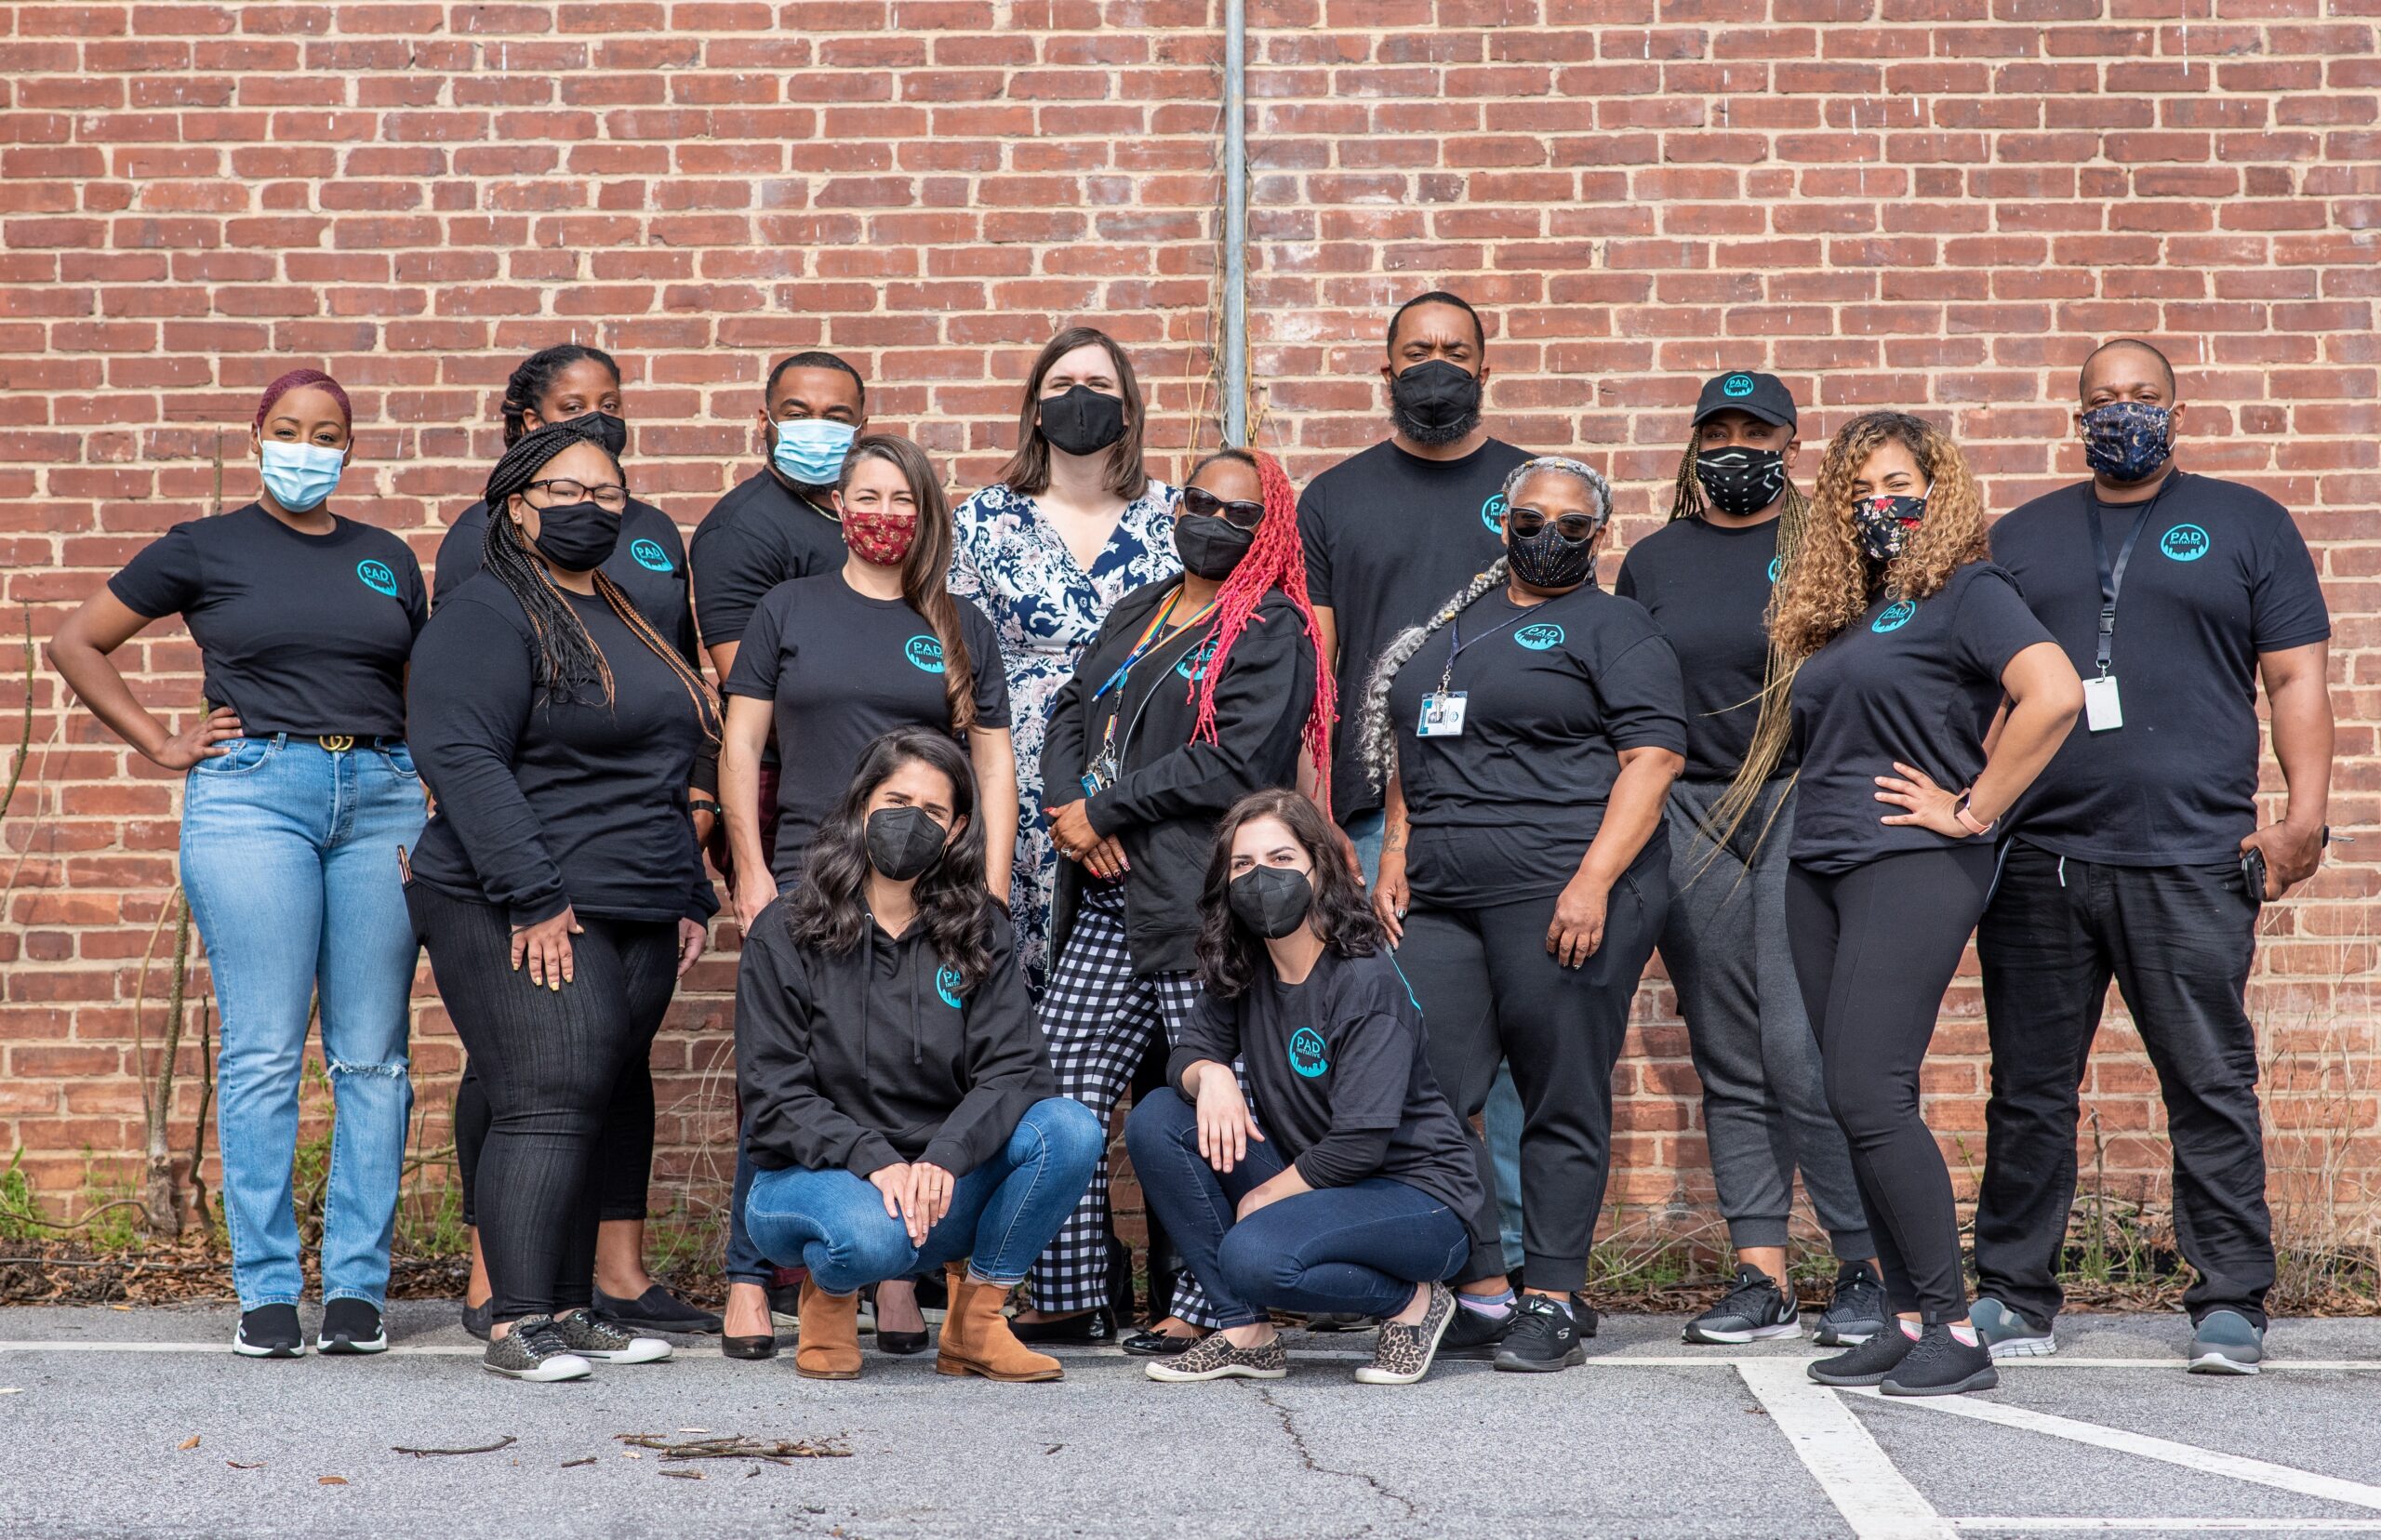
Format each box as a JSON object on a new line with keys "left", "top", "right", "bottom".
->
{"left": 1693, "top": 370, "right": 1798, "bottom": 431}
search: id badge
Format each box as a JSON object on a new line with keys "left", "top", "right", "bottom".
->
{"left": 2082, "top": 674, "right": 2123, "bottom": 733}
{"left": 1417, "top": 691, "right": 1468, "bottom": 737}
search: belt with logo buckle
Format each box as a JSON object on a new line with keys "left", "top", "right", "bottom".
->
{"left": 316, "top": 735, "right": 355, "bottom": 752}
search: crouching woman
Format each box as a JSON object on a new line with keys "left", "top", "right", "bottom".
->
{"left": 1126, "top": 790, "right": 1483, "bottom": 1387}
{"left": 737, "top": 726, "right": 1102, "bottom": 1382}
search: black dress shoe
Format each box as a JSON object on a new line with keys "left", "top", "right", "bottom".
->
{"left": 1120, "top": 1327, "right": 1201, "bottom": 1357}
{"left": 1005, "top": 1308, "right": 1113, "bottom": 1345}
{"left": 722, "top": 1333, "right": 778, "bottom": 1361}
{"left": 876, "top": 1327, "right": 929, "bottom": 1355}
{"left": 594, "top": 1284, "right": 724, "bottom": 1335}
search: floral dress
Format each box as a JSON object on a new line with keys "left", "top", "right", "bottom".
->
{"left": 950, "top": 479, "right": 1181, "bottom": 990}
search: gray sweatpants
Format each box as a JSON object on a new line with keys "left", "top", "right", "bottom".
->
{"left": 1660, "top": 778, "right": 1873, "bottom": 1263}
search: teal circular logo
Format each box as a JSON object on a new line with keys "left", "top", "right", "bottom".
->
{"left": 1767, "top": 555, "right": 1782, "bottom": 582}
{"left": 2161, "top": 524, "right": 2210, "bottom": 563}
{"left": 1515, "top": 622, "right": 1565, "bottom": 651}
{"left": 629, "top": 538, "right": 672, "bottom": 573}
{"left": 1872, "top": 599, "right": 1917, "bottom": 633}
{"left": 904, "top": 634, "right": 946, "bottom": 673}
{"left": 355, "top": 559, "right": 399, "bottom": 597}
{"left": 1723, "top": 373, "right": 1756, "bottom": 398}
{"left": 1175, "top": 637, "right": 1217, "bottom": 682}
{"left": 935, "top": 965, "right": 964, "bottom": 1009}
{"left": 1481, "top": 492, "right": 1506, "bottom": 533}
{"left": 1287, "top": 1027, "right": 1329, "bottom": 1079}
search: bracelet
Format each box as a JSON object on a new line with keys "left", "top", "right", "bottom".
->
{"left": 1953, "top": 793, "right": 1995, "bottom": 838}
{"left": 688, "top": 796, "right": 722, "bottom": 815}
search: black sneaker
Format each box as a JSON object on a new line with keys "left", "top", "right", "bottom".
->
{"left": 1493, "top": 1294, "right": 1585, "bottom": 1374}
{"left": 1808, "top": 1323, "right": 1914, "bottom": 1387}
{"left": 233, "top": 1304, "right": 304, "bottom": 1359}
{"left": 1816, "top": 1261, "right": 1888, "bottom": 1347}
{"left": 483, "top": 1315, "right": 592, "bottom": 1383}
{"left": 1880, "top": 1322, "right": 1999, "bottom": 1397}
{"left": 1437, "top": 1298, "right": 1516, "bottom": 1361}
{"left": 594, "top": 1284, "right": 723, "bottom": 1335}
{"left": 459, "top": 1298, "right": 495, "bottom": 1342}
{"left": 1684, "top": 1264, "right": 1801, "bottom": 1345}
{"left": 317, "top": 1298, "right": 387, "bottom": 1355}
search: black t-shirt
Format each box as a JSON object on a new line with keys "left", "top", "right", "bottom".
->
{"left": 433, "top": 498, "right": 698, "bottom": 667}
{"left": 107, "top": 503, "right": 426, "bottom": 738}
{"left": 1386, "top": 583, "right": 1685, "bottom": 906}
{"left": 1789, "top": 561, "right": 2054, "bottom": 874}
{"left": 1168, "top": 948, "right": 1483, "bottom": 1217}
{"left": 687, "top": 471, "right": 850, "bottom": 651}
{"left": 1616, "top": 514, "right": 1790, "bottom": 783}
{"left": 1298, "top": 436, "right": 1533, "bottom": 821}
{"left": 721, "top": 573, "right": 1010, "bottom": 885}
{"left": 1989, "top": 471, "right": 2331, "bottom": 866}
{"left": 406, "top": 575, "right": 717, "bottom": 926}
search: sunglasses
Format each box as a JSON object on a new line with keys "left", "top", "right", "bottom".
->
{"left": 1181, "top": 485, "right": 1266, "bottom": 531}
{"left": 1507, "top": 506, "right": 1602, "bottom": 543}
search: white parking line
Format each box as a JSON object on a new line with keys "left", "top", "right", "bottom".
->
{"left": 1737, "top": 1361, "right": 1957, "bottom": 1539}
{"left": 1952, "top": 1521, "right": 2381, "bottom": 1533}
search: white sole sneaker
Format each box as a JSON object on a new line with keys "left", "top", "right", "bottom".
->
{"left": 317, "top": 1332, "right": 388, "bottom": 1355}
{"left": 1686, "top": 1317, "right": 1804, "bottom": 1345}
{"left": 485, "top": 1350, "right": 592, "bottom": 1383}
{"left": 2188, "top": 1349, "right": 2260, "bottom": 1375}
{"left": 578, "top": 1337, "right": 672, "bottom": 1364}
{"left": 1985, "top": 1332, "right": 2058, "bottom": 1360}
{"left": 232, "top": 1334, "right": 303, "bottom": 1359}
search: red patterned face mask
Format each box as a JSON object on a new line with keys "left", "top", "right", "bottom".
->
{"left": 845, "top": 508, "right": 917, "bottom": 566}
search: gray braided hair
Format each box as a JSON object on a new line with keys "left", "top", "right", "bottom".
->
{"left": 1356, "top": 456, "right": 1615, "bottom": 796}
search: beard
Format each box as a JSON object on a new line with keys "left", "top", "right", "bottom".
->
{"left": 1389, "top": 394, "right": 1481, "bottom": 446}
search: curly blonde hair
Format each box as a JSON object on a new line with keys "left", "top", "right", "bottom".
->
{"left": 1767, "top": 410, "right": 1991, "bottom": 661}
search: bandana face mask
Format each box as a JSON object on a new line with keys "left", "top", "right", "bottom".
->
{"left": 845, "top": 507, "right": 917, "bottom": 566}
{"left": 1851, "top": 494, "right": 1925, "bottom": 563}
{"left": 2080, "top": 400, "right": 2173, "bottom": 485}
{"left": 1694, "top": 446, "right": 1787, "bottom": 519}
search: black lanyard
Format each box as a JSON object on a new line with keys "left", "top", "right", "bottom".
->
{"left": 2083, "top": 472, "right": 2176, "bottom": 679}
{"left": 1438, "top": 602, "right": 1535, "bottom": 693}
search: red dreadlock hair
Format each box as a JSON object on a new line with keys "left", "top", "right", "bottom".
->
{"left": 1179, "top": 448, "right": 1337, "bottom": 820}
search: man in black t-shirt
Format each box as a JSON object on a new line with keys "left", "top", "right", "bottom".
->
{"left": 1976, "top": 339, "right": 2334, "bottom": 1374}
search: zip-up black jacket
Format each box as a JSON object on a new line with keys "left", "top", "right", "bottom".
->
{"left": 736, "top": 898, "right": 1057, "bottom": 1179}
{"left": 1042, "top": 583, "right": 1316, "bottom": 976}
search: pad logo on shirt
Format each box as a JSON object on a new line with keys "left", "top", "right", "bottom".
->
{"left": 1514, "top": 622, "right": 1565, "bottom": 651}
{"left": 628, "top": 538, "right": 673, "bottom": 573}
{"left": 1480, "top": 492, "right": 1506, "bottom": 533}
{"left": 936, "top": 965, "right": 964, "bottom": 1009}
{"left": 1723, "top": 373, "right": 1756, "bottom": 398}
{"left": 904, "top": 635, "right": 946, "bottom": 674}
{"left": 1871, "top": 599, "right": 1918, "bottom": 633}
{"left": 1767, "top": 555, "right": 1782, "bottom": 582}
{"left": 2161, "top": 524, "right": 2211, "bottom": 563}
{"left": 355, "top": 559, "right": 399, "bottom": 598}
{"left": 1287, "top": 1027, "right": 1329, "bottom": 1079}
{"left": 1175, "top": 637, "right": 1218, "bottom": 681}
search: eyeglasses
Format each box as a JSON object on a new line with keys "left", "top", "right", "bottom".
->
{"left": 1507, "top": 506, "right": 1602, "bottom": 542}
{"left": 525, "top": 478, "right": 631, "bottom": 512}
{"left": 1181, "top": 485, "right": 1266, "bottom": 531}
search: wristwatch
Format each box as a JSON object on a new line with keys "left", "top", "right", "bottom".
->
{"left": 1953, "top": 793, "right": 1995, "bottom": 838}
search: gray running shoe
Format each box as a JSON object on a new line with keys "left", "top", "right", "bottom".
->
{"left": 483, "top": 1316, "right": 592, "bottom": 1383}
{"left": 1969, "top": 1297, "right": 2057, "bottom": 1360}
{"left": 1684, "top": 1264, "right": 1801, "bottom": 1345}
{"left": 1144, "top": 1332, "right": 1290, "bottom": 1383}
{"left": 552, "top": 1308, "right": 672, "bottom": 1364}
{"left": 2187, "top": 1309, "right": 2264, "bottom": 1375}
{"left": 1355, "top": 1283, "right": 1457, "bottom": 1386}
{"left": 1816, "top": 1261, "right": 1887, "bottom": 1347}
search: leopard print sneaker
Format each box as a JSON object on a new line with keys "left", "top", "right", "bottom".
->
{"left": 1143, "top": 1331, "right": 1290, "bottom": 1383}
{"left": 1355, "top": 1282, "right": 1457, "bottom": 1386}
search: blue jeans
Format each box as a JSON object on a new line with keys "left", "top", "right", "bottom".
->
{"left": 179, "top": 737, "right": 423, "bottom": 1310}
{"left": 1348, "top": 808, "right": 1524, "bottom": 1275}
{"left": 743, "top": 1097, "right": 1101, "bottom": 1294}
{"left": 1124, "top": 1087, "right": 1471, "bottom": 1327}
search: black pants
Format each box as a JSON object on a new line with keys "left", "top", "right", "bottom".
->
{"left": 1786, "top": 843, "right": 1996, "bottom": 1326}
{"left": 1975, "top": 843, "right": 2273, "bottom": 1328}
{"left": 1395, "top": 851, "right": 1669, "bottom": 1292}
{"left": 454, "top": 1057, "right": 653, "bottom": 1230}
{"left": 409, "top": 883, "right": 679, "bottom": 1321}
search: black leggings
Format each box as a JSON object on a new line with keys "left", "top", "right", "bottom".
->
{"left": 409, "top": 883, "right": 679, "bottom": 1321}
{"left": 1785, "top": 843, "right": 1997, "bottom": 1325}
{"left": 454, "top": 1057, "right": 653, "bottom": 1229}
{"left": 1394, "top": 850, "right": 1669, "bottom": 1293}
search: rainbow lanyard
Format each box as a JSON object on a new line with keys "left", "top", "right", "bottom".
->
{"left": 1083, "top": 587, "right": 1218, "bottom": 792}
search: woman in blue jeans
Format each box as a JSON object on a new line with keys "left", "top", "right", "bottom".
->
{"left": 738, "top": 727, "right": 1098, "bottom": 1382}
{"left": 1127, "top": 789, "right": 1482, "bottom": 1387}
{"left": 48, "top": 370, "right": 426, "bottom": 1360}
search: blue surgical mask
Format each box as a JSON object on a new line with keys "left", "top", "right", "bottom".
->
{"left": 259, "top": 440, "right": 344, "bottom": 512}
{"left": 771, "top": 418, "right": 856, "bottom": 488}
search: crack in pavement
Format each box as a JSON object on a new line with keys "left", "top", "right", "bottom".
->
{"left": 1255, "top": 1384, "right": 1419, "bottom": 1533}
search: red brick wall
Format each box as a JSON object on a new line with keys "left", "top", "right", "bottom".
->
{"left": 3, "top": 1, "right": 2374, "bottom": 1247}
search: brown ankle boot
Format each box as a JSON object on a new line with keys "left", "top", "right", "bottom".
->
{"left": 794, "top": 1281, "right": 861, "bottom": 1380}
{"left": 936, "top": 1263, "right": 1062, "bottom": 1383}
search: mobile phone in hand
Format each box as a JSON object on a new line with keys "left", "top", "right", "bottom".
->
{"left": 2241, "top": 846, "right": 2268, "bottom": 909}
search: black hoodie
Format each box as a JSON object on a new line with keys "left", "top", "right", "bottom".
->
{"left": 1042, "top": 583, "right": 1316, "bottom": 975}
{"left": 736, "top": 898, "right": 1057, "bottom": 1179}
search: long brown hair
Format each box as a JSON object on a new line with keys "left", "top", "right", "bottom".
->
{"left": 993, "top": 325, "right": 1151, "bottom": 500}
{"left": 840, "top": 433, "right": 979, "bottom": 735}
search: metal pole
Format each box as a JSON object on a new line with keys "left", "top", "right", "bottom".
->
{"left": 1220, "top": 0, "right": 1247, "bottom": 447}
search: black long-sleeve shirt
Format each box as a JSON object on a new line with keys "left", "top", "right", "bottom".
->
{"left": 1167, "top": 948, "right": 1481, "bottom": 1215}
{"left": 406, "top": 573, "right": 717, "bottom": 926}
{"left": 737, "top": 902, "right": 1057, "bottom": 1180}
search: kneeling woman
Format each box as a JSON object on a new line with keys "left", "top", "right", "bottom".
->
{"left": 1125, "top": 790, "right": 1482, "bottom": 1387}
{"left": 738, "top": 728, "right": 1101, "bottom": 1383}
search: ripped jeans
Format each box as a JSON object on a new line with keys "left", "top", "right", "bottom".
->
{"left": 180, "top": 737, "right": 423, "bottom": 1310}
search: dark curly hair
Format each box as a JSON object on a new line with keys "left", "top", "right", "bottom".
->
{"left": 790, "top": 727, "right": 996, "bottom": 993}
{"left": 1193, "top": 789, "right": 1383, "bottom": 1001}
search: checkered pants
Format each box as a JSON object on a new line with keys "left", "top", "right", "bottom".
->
{"left": 1026, "top": 886, "right": 1220, "bottom": 1326}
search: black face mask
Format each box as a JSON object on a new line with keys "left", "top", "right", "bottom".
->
{"left": 1039, "top": 385, "right": 1127, "bottom": 457}
{"left": 527, "top": 500, "right": 621, "bottom": 572}
{"left": 1695, "top": 446, "right": 1787, "bottom": 519}
{"left": 579, "top": 411, "right": 628, "bottom": 458}
{"left": 1228, "top": 865, "right": 1313, "bottom": 941}
{"left": 865, "top": 805, "right": 948, "bottom": 883}
{"left": 1172, "top": 514, "right": 1255, "bottom": 580}
{"left": 1507, "top": 519, "right": 1599, "bottom": 591}
{"left": 1388, "top": 359, "right": 1483, "bottom": 446}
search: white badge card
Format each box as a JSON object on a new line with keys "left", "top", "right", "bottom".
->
{"left": 1417, "top": 691, "right": 1469, "bottom": 738}
{"left": 2082, "top": 674, "right": 2123, "bottom": 733}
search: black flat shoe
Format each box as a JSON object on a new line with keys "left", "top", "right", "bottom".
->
{"left": 876, "top": 1328, "right": 929, "bottom": 1356}
{"left": 1121, "top": 1328, "right": 1201, "bottom": 1358}
{"left": 594, "top": 1284, "right": 724, "bottom": 1335}
{"left": 722, "top": 1334, "right": 778, "bottom": 1361}
{"left": 1005, "top": 1308, "right": 1113, "bottom": 1346}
